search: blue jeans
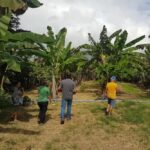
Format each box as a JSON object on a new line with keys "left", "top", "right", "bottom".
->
{"left": 61, "top": 99, "right": 72, "bottom": 120}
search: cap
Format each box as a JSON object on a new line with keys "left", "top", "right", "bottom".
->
{"left": 111, "top": 76, "right": 116, "bottom": 81}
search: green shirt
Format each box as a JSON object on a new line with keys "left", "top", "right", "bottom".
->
{"left": 38, "top": 86, "right": 50, "bottom": 102}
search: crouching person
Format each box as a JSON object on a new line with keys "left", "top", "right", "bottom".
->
{"left": 10, "top": 82, "right": 24, "bottom": 121}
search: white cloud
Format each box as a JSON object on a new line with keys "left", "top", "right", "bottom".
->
{"left": 20, "top": 0, "right": 150, "bottom": 46}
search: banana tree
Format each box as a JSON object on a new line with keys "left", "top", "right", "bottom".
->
{"left": 136, "top": 43, "right": 150, "bottom": 87}
{"left": 0, "top": 16, "right": 53, "bottom": 90}
{"left": 24, "top": 26, "right": 86, "bottom": 98}
{"left": 0, "top": 31, "right": 54, "bottom": 90}
{"left": 80, "top": 25, "right": 145, "bottom": 86}
{"left": 0, "top": 0, "right": 48, "bottom": 90}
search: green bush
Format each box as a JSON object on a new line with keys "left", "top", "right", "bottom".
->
{"left": 0, "top": 90, "right": 12, "bottom": 109}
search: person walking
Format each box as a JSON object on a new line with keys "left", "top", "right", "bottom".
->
{"left": 37, "top": 80, "right": 51, "bottom": 124}
{"left": 105, "top": 76, "right": 118, "bottom": 116}
{"left": 59, "top": 74, "right": 75, "bottom": 124}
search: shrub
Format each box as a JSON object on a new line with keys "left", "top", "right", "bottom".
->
{"left": 0, "top": 90, "right": 12, "bottom": 109}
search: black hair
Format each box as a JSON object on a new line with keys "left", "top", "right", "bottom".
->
{"left": 64, "top": 73, "right": 71, "bottom": 79}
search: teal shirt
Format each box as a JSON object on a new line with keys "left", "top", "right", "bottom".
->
{"left": 38, "top": 86, "right": 50, "bottom": 102}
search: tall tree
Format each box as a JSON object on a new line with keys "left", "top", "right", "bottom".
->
{"left": 80, "top": 25, "right": 145, "bottom": 90}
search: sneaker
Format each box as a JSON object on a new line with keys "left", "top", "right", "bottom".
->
{"left": 60, "top": 120, "right": 64, "bottom": 124}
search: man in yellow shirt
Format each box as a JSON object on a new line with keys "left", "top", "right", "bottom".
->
{"left": 105, "top": 76, "right": 118, "bottom": 116}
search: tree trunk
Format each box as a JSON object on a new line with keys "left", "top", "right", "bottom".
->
{"left": 0, "top": 65, "right": 8, "bottom": 91}
{"left": 52, "top": 74, "right": 57, "bottom": 100}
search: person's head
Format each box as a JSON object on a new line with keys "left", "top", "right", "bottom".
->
{"left": 110, "top": 76, "right": 116, "bottom": 82}
{"left": 61, "top": 74, "right": 65, "bottom": 80}
{"left": 64, "top": 73, "right": 71, "bottom": 79}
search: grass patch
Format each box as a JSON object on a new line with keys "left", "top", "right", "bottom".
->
{"left": 79, "top": 80, "right": 100, "bottom": 92}
{"left": 119, "top": 82, "right": 143, "bottom": 95}
{"left": 90, "top": 101, "right": 150, "bottom": 136}
{"left": 121, "top": 103, "right": 149, "bottom": 124}
{"left": 0, "top": 98, "right": 150, "bottom": 150}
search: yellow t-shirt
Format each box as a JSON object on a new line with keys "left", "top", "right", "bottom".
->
{"left": 106, "top": 82, "right": 117, "bottom": 99}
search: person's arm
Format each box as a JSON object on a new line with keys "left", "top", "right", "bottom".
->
{"left": 73, "top": 82, "right": 76, "bottom": 94}
{"left": 47, "top": 88, "right": 52, "bottom": 103}
{"left": 48, "top": 95, "right": 52, "bottom": 103}
{"left": 116, "top": 84, "right": 120, "bottom": 94}
{"left": 103, "top": 84, "right": 108, "bottom": 98}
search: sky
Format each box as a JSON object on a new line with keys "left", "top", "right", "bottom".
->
{"left": 20, "top": 0, "right": 150, "bottom": 46}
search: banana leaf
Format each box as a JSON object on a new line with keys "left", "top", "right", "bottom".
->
{"left": 56, "top": 28, "right": 67, "bottom": 50}
{"left": 26, "top": 0, "right": 42, "bottom": 8}
{"left": 125, "top": 35, "right": 145, "bottom": 48}
{"left": 1, "top": 52, "right": 21, "bottom": 72}
{"left": 0, "top": 15, "right": 11, "bottom": 36}
{"left": 109, "top": 29, "right": 122, "bottom": 40}
{"left": 1, "top": 32, "right": 54, "bottom": 43}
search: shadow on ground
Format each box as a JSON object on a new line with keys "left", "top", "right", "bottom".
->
{"left": 0, "top": 106, "right": 36, "bottom": 124}
{"left": 0, "top": 126, "right": 40, "bottom": 135}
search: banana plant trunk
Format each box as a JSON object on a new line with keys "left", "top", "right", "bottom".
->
{"left": 0, "top": 65, "right": 8, "bottom": 90}
{"left": 52, "top": 74, "right": 57, "bottom": 100}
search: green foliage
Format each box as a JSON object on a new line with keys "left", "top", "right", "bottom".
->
{"left": 140, "top": 45, "right": 150, "bottom": 87}
{"left": 2, "top": 31, "right": 53, "bottom": 43}
{"left": 0, "top": 90, "right": 12, "bottom": 109}
{"left": 33, "top": 26, "right": 85, "bottom": 79}
{"left": 82, "top": 25, "right": 146, "bottom": 86}
{"left": 119, "top": 82, "right": 143, "bottom": 94}
{"left": 125, "top": 35, "right": 145, "bottom": 48}
{"left": 1, "top": 53, "right": 21, "bottom": 72}
{"left": 109, "top": 29, "right": 122, "bottom": 40}
{"left": 30, "top": 62, "right": 52, "bottom": 81}
{"left": 27, "top": 0, "right": 43, "bottom": 8}
{"left": 0, "top": 0, "right": 25, "bottom": 11}
{"left": 0, "top": 15, "right": 11, "bottom": 36}
{"left": 0, "top": 0, "right": 42, "bottom": 13}
{"left": 0, "top": 0, "right": 45, "bottom": 90}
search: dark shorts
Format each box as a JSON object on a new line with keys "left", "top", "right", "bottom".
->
{"left": 108, "top": 98, "right": 116, "bottom": 107}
